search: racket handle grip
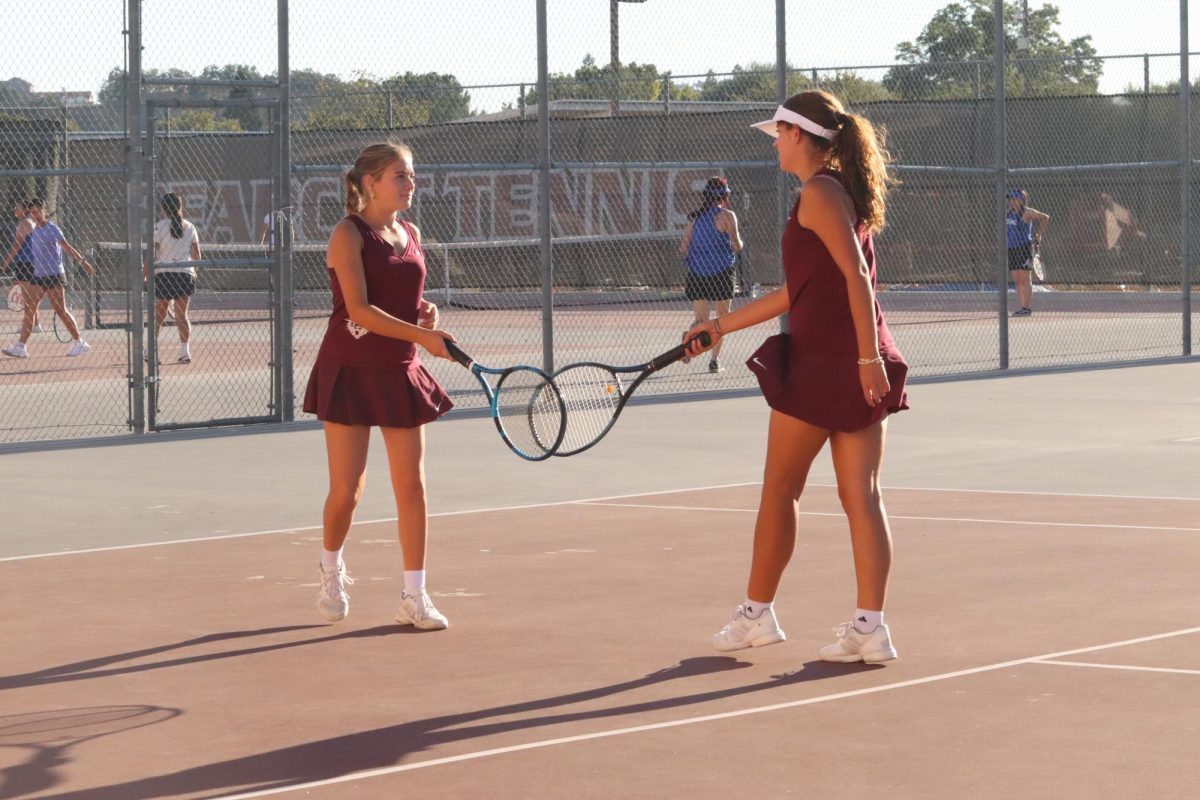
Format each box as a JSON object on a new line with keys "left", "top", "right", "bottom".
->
{"left": 443, "top": 340, "right": 473, "bottom": 368}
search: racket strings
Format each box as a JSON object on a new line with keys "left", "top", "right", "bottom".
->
{"left": 553, "top": 365, "right": 623, "bottom": 453}
{"left": 495, "top": 369, "right": 564, "bottom": 456}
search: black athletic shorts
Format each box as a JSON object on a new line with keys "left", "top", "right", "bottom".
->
{"left": 154, "top": 272, "right": 196, "bottom": 300}
{"left": 29, "top": 273, "right": 65, "bottom": 288}
{"left": 10, "top": 259, "right": 34, "bottom": 283}
{"left": 685, "top": 268, "right": 735, "bottom": 302}
{"left": 1007, "top": 244, "right": 1033, "bottom": 271}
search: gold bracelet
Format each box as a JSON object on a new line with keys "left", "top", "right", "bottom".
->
{"left": 857, "top": 355, "right": 883, "bottom": 366}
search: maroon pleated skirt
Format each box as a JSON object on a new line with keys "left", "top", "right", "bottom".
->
{"left": 747, "top": 333, "right": 909, "bottom": 432}
{"left": 302, "top": 360, "right": 453, "bottom": 428}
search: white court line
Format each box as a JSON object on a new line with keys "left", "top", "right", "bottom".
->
{"left": 0, "top": 482, "right": 761, "bottom": 563}
{"left": 6, "top": 481, "right": 1194, "bottom": 563}
{"left": 209, "top": 625, "right": 1200, "bottom": 800}
{"left": 816, "top": 483, "right": 1200, "bottom": 503}
{"left": 578, "top": 502, "right": 1200, "bottom": 534}
{"left": 1033, "top": 659, "right": 1200, "bottom": 676}
{"left": 1174, "top": 436, "right": 1200, "bottom": 443}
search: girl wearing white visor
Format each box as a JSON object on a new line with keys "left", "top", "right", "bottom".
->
{"left": 685, "top": 91, "right": 910, "bottom": 664}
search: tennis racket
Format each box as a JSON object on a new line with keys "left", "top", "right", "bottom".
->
{"left": 6, "top": 284, "right": 23, "bottom": 312}
{"left": 548, "top": 332, "right": 711, "bottom": 457}
{"left": 444, "top": 340, "right": 566, "bottom": 461}
{"left": 1031, "top": 246, "right": 1045, "bottom": 282}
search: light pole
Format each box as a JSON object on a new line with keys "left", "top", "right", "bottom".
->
{"left": 610, "top": 0, "right": 647, "bottom": 117}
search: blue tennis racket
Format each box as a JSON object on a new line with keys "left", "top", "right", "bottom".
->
{"left": 444, "top": 341, "right": 566, "bottom": 461}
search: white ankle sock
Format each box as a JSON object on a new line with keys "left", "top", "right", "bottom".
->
{"left": 853, "top": 608, "right": 883, "bottom": 633}
{"left": 404, "top": 570, "right": 426, "bottom": 594}
{"left": 320, "top": 548, "right": 343, "bottom": 569}
{"left": 744, "top": 599, "right": 773, "bottom": 619}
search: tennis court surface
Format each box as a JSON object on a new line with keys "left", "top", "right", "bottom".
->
{"left": 2, "top": 361, "right": 1197, "bottom": 799}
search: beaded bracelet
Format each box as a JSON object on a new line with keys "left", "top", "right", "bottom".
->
{"left": 857, "top": 355, "right": 883, "bottom": 366}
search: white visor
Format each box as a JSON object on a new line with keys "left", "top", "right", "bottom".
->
{"left": 750, "top": 106, "right": 838, "bottom": 140}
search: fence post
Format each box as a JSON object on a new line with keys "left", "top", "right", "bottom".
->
{"left": 775, "top": 0, "right": 789, "bottom": 335}
{"left": 1181, "top": 0, "right": 1192, "bottom": 355}
{"left": 994, "top": 0, "right": 1009, "bottom": 369}
{"left": 277, "top": 0, "right": 295, "bottom": 419}
{"left": 126, "top": 0, "right": 146, "bottom": 434}
{"left": 537, "top": 0, "right": 554, "bottom": 373}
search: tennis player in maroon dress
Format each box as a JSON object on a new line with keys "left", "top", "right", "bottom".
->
{"left": 685, "top": 91, "right": 909, "bottom": 663}
{"left": 303, "top": 142, "right": 457, "bottom": 630}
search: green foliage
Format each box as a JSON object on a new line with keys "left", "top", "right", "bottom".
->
{"left": 522, "top": 57, "right": 890, "bottom": 108}
{"left": 295, "top": 71, "right": 471, "bottom": 130}
{"left": 883, "top": 1, "right": 1101, "bottom": 99}
{"left": 93, "top": 65, "right": 470, "bottom": 131}
{"left": 165, "top": 109, "right": 241, "bottom": 132}
{"left": 523, "top": 54, "right": 687, "bottom": 105}
{"left": 698, "top": 62, "right": 811, "bottom": 102}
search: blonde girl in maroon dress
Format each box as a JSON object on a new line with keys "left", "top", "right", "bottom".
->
{"left": 303, "top": 142, "right": 458, "bottom": 630}
{"left": 685, "top": 91, "right": 909, "bottom": 663}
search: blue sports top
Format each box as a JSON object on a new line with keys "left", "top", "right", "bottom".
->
{"left": 14, "top": 221, "right": 33, "bottom": 263}
{"left": 29, "top": 222, "right": 65, "bottom": 277}
{"left": 685, "top": 208, "right": 735, "bottom": 276}
{"left": 1006, "top": 210, "right": 1032, "bottom": 249}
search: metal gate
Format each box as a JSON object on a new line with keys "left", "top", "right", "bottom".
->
{"left": 124, "top": 1, "right": 292, "bottom": 433}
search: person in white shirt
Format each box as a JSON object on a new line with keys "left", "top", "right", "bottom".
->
{"left": 147, "top": 192, "right": 201, "bottom": 363}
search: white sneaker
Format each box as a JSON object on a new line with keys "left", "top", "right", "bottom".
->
{"left": 66, "top": 339, "right": 90, "bottom": 357}
{"left": 395, "top": 589, "right": 449, "bottom": 630}
{"left": 712, "top": 605, "right": 786, "bottom": 652}
{"left": 316, "top": 562, "right": 353, "bottom": 622}
{"left": 819, "top": 622, "right": 898, "bottom": 663}
{"left": 3, "top": 342, "right": 28, "bottom": 358}
{"left": 178, "top": 347, "right": 191, "bottom": 364}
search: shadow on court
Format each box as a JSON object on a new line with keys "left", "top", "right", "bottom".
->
{"left": 22, "top": 657, "right": 879, "bottom": 800}
{"left": 0, "top": 625, "right": 404, "bottom": 691}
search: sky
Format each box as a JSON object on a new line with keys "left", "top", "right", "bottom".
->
{"left": 2, "top": 1, "right": 1197, "bottom": 110}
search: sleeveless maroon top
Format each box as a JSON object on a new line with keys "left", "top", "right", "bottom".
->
{"left": 302, "top": 214, "right": 452, "bottom": 428}
{"left": 316, "top": 215, "right": 427, "bottom": 368}
{"left": 747, "top": 171, "right": 909, "bottom": 431}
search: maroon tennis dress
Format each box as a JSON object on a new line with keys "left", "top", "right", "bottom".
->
{"left": 302, "top": 215, "right": 453, "bottom": 427}
{"left": 747, "top": 172, "right": 909, "bottom": 431}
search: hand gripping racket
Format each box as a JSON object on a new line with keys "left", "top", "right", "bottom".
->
{"left": 443, "top": 340, "right": 566, "bottom": 461}
{"left": 549, "top": 332, "right": 711, "bottom": 457}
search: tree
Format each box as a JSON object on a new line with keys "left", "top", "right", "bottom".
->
{"left": 201, "top": 64, "right": 265, "bottom": 131}
{"left": 883, "top": 1, "right": 1101, "bottom": 100}
{"left": 696, "top": 63, "right": 893, "bottom": 104}
{"left": 98, "top": 66, "right": 198, "bottom": 111}
{"left": 296, "top": 71, "right": 471, "bottom": 130}
{"left": 164, "top": 109, "right": 241, "bottom": 132}
{"left": 522, "top": 55, "right": 692, "bottom": 106}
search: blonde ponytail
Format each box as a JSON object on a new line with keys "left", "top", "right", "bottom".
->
{"left": 344, "top": 167, "right": 367, "bottom": 214}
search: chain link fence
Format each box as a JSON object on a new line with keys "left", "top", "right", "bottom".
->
{"left": 1, "top": 1, "right": 1196, "bottom": 448}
